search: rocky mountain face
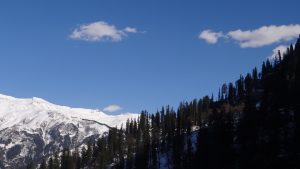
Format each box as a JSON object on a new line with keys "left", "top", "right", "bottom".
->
{"left": 0, "top": 94, "right": 138, "bottom": 168}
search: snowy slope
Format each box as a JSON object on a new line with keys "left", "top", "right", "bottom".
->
{"left": 0, "top": 94, "right": 138, "bottom": 168}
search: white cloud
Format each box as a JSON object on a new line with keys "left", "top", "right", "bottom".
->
{"left": 269, "top": 44, "right": 295, "bottom": 60}
{"left": 199, "top": 24, "right": 300, "bottom": 48}
{"left": 228, "top": 25, "right": 300, "bottom": 48}
{"left": 198, "top": 30, "right": 223, "bottom": 44}
{"left": 269, "top": 45, "right": 288, "bottom": 60}
{"left": 124, "top": 27, "right": 137, "bottom": 33}
{"left": 70, "top": 21, "right": 138, "bottom": 42}
{"left": 103, "top": 104, "right": 122, "bottom": 112}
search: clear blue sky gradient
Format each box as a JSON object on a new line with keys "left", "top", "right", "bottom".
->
{"left": 0, "top": 0, "right": 299, "bottom": 114}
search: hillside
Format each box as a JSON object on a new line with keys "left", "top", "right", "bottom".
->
{"left": 30, "top": 37, "right": 300, "bottom": 169}
{"left": 0, "top": 94, "right": 138, "bottom": 168}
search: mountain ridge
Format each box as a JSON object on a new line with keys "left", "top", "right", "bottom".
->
{"left": 0, "top": 93, "right": 138, "bottom": 168}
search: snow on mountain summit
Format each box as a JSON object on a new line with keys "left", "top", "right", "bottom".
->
{"left": 0, "top": 94, "right": 139, "bottom": 168}
{"left": 0, "top": 94, "right": 138, "bottom": 130}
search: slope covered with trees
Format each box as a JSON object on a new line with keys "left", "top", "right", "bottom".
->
{"left": 34, "top": 36, "right": 300, "bottom": 169}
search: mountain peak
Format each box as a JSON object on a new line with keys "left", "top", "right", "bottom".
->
{"left": 0, "top": 93, "right": 139, "bottom": 168}
{"left": 0, "top": 93, "right": 15, "bottom": 100}
{"left": 32, "top": 97, "right": 49, "bottom": 103}
{"left": 0, "top": 94, "right": 50, "bottom": 104}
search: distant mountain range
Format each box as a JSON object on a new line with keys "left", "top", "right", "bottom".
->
{"left": 0, "top": 94, "right": 138, "bottom": 168}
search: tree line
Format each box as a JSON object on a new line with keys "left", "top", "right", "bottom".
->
{"left": 31, "top": 36, "right": 300, "bottom": 169}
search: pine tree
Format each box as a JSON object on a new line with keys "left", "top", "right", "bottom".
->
{"left": 39, "top": 159, "right": 46, "bottom": 169}
{"left": 228, "top": 82, "right": 236, "bottom": 105}
{"left": 61, "top": 147, "right": 71, "bottom": 169}
{"left": 95, "top": 137, "right": 109, "bottom": 169}
{"left": 48, "top": 157, "right": 54, "bottom": 169}
{"left": 26, "top": 162, "right": 34, "bottom": 169}
{"left": 53, "top": 153, "right": 60, "bottom": 169}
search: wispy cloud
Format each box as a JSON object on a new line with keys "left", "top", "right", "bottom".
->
{"left": 269, "top": 45, "right": 288, "bottom": 60}
{"left": 269, "top": 44, "right": 296, "bottom": 60}
{"left": 198, "top": 30, "right": 223, "bottom": 44}
{"left": 103, "top": 104, "right": 122, "bottom": 112}
{"left": 70, "top": 21, "right": 139, "bottom": 42}
{"left": 199, "top": 24, "right": 300, "bottom": 48}
{"left": 124, "top": 27, "right": 137, "bottom": 33}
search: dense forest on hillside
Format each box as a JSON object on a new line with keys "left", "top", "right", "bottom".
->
{"left": 31, "top": 36, "right": 300, "bottom": 169}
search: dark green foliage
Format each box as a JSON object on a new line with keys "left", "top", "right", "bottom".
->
{"left": 36, "top": 37, "right": 300, "bottom": 169}
{"left": 26, "top": 162, "right": 34, "bottom": 169}
{"left": 39, "top": 159, "right": 46, "bottom": 169}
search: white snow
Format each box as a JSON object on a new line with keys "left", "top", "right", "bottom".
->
{"left": 0, "top": 93, "right": 139, "bottom": 167}
{"left": 0, "top": 93, "right": 139, "bottom": 132}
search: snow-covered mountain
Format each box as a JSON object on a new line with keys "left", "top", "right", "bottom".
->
{"left": 0, "top": 94, "right": 138, "bottom": 168}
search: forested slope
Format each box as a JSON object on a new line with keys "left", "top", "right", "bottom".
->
{"left": 34, "top": 36, "right": 300, "bottom": 169}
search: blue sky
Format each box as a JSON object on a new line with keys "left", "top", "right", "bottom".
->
{"left": 0, "top": 0, "right": 299, "bottom": 114}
